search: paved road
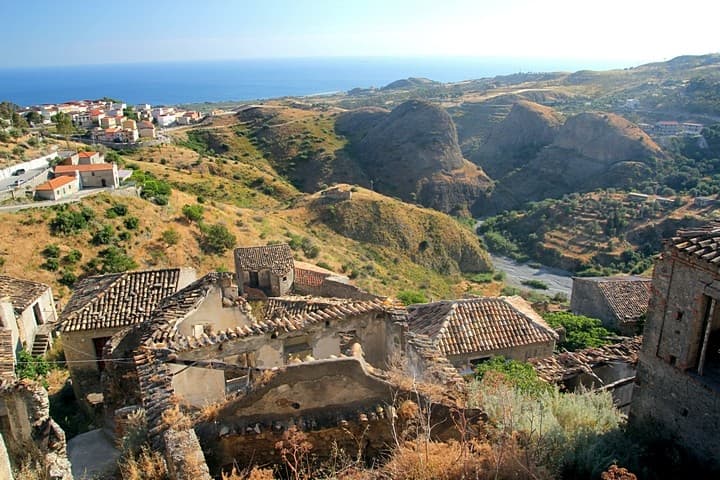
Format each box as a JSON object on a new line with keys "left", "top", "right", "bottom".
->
{"left": 0, "top": 188, "right": 111, "bottom": 213}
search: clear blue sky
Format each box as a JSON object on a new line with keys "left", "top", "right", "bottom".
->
{"left": 4, "top": 0, "right": 720, "bottom": 67}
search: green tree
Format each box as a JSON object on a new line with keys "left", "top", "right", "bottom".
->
{"left": 199, "top": 223, "right": 236, "bottom": 254}
{"left": 475, "top": 356, "right": 552, "bottom": 396}
{"left": 543, "top": 312, "right": 613, "bottom": 351}
{"left": 25, "top": 111, "right": 43, "bottom": 125}
{"left": 397, "top": 290, "right": 428, "bottom": 305}
{"left": 181, "top": 203, "right": 204, "bottom": 223}
{"left": 52, "top": 112, "right": 74, "bottom": 135}
{"left": 161, "top": 229, "right": 180, "bottom": 245}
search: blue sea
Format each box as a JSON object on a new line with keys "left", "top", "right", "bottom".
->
{"left": 0, "top": 57, "right": 632, "bottom": 107}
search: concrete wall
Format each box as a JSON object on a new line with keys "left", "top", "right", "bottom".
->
{"left": 0, "top": 433, "right": 12, "bottom": 480}
{"left": 176, "top": 288, "right": 252, "bottom": 338}
{"left": 0, "top": 152, "right": 57, "bottom": 180}
{"left": 169, "top": 364, "right": 225, "bottom": 408}
{"left": 63, "top": 326, "right": 122, "bottom": 401}
{"left": 571, "top": 279, "right": 619, "bottom": 330}
{"left": 78, "top": 165, "right": 119, "bottom": 188}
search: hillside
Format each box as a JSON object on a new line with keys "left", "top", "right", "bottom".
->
{"left": 477, "top": 103, "right": 666, "bottom": 214}
{"left": 479, "top": 191, "right": 716, "bottom": 274}
{"left": 336, "top": 100, "right": 493, "bottom": 214}
{"left": 307, "top": 185, "right": 492, "bottom": 275}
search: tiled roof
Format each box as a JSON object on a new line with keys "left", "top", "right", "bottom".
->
{"left": 78, "top": 151, "right": 98, "bottom": 158}
{"left": 532, "top": 337, "right": 642, "bottom": 384}
{"left": 59, "top": 268, "right": 183, "bottom": 332}
{"left": 55, "top": 163, "right": 114, "bottom": 174}
{"left": 0, "top": 275, "right": 50, "bottom": 314}
{"left": 158, "top": 296, "right": 386, "bottom": 353}
{"left": 671, "top": 223, "right": 720, "bottom": 265}
{"left": 35, "top": 175, "right": 76, "bottom": 191}
{"left": 293, "top": 267, "right": 330, "bottom": 288}
{"left": 234, "top": 244, "right": 294, "bottom": 275}
{"left": 596, "top": 278, "right": 651, "bottom": 322}
{"left": 407, "top": 296, "right": 558, "bottom": 357}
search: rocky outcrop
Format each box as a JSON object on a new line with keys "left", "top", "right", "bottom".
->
{"left": 478, "top": 106, "right": 666, "bottom": 214}
{"left": 381, "top": 77, "right": 440, "bottom": 90}
{"left": 478, "top": 100, "right": 563, "bottom": 178}
{"left": 336, "top": 100, "right": 492, "bottom": 213}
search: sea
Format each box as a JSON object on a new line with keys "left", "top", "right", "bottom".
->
{"left": 0, "top": 57, "right": 632, "bottom": 107}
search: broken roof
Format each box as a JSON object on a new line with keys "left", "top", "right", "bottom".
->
{"left": 0, "top": 275, "right": 50, "bottom": 314}
{"left": 234, "top": 244, "right": 294, "bottom": 275}
{"left": 671, "top": 222, "right": 720, "bottom": 265}
{"left": 59, "top": 268, "right": 187, "bottom": 332}
{"left": 406, "top": 296, "right": 558, "bottom": 358}
{"left": 531, "top": 337, "right": 642, "bottom": 384}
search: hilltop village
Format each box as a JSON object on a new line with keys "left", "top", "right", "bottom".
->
{"left": 2, "top": 54, "right": 720, "bottom": 479}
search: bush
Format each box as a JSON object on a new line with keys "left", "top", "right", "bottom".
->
{"left": 474, "top": 356, "right": 551, "bottom": 396}
{"left": 42, "top": 244, "right": 60, "bottom": 258}
{"left": 182, "top": 203, "right": 204, "bottom": 223}
{"left": 161, "top": 229, "right": 180, "bottom": 245}
{"left": 59, "top": 270, "right": 77, "bottom": 287}
{"left": 199, "top": 223, "right": 236, "bottom": 254}
{"left": 106, "top": 203, "right": 128, "bottom": 218}
{"left": 92, "top": 224, "right": 116, "bottom": 245}
{"left": 62, "top": 249, "right": 82, "bottom": 265}
{"left": 16, "top": 350, "right": 50, "bottom": 380}
{"left": 124, "top": 216, "right": 140, "bottom": 230}
{"left": 543, "top": 312, "right": 614, "bottom": 351}
{"left": 49, "top": 207, "right": 91, "bottom": 235}
{"left": 522, "top": 279, "right": 549, "bottom": 290}
{"left": 397, "top": 290, "right": 427, "bottom": 305}
{"left": 41, "top": 258, "right": 59, "bottom": 271}
{"left": 89, "top": 247, "right": 138, "bottom": 274}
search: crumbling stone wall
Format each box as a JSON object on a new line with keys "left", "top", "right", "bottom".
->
{"left": 630, "top": 250, "right": 720, "bottom": 469}
{"left": 0, "top": 379, "right": 73, "bottom": 480}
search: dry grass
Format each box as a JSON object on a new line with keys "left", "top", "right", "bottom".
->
{"left": 12, "top": 459, "right": 47, "bottom": 480}
{"left": 118, "top": 446, "right": 168, "bottom": 480}
{"left": 221, "top": 466, "right": 276, "bottom": 480}
{"left": 160, "top": 404, "right": 193, "bottom": 431}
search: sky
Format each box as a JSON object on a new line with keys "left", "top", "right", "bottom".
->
{"left": 3, "top": 0, "right": 720, "bottom": 68}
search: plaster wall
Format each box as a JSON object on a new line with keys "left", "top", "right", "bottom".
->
{"left": 176, "top": 288, "right": 251, "bottom": 337}
{"left": 169, "top": 364, "right": 225, "bottom": 408}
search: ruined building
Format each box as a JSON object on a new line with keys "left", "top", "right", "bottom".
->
{"left": 406, "top": 296, "right": 558, "bottom": 372}
{"left": 234, "top": 244, "right": 294, "bottom": 298}
{"left": 571, "top": 276, "right": 652, "bottom": 335}
{"left": 103, "top": 271, "right": 482, "bottom": 476}
{"left": 58, "top": 267, "right": 196, "bottom": 407}
{"left": 630, "top": 224, "right": 720, "bottom": 468}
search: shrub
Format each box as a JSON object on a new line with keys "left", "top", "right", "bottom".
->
{"left": 49, "top": 208, "right": 91, "bottom": 235}
{"left": 182, "top": 203, "right": 204, "bottom": 223}
{"left": 106, "top": 203, "right": 128, "bottom": 218}
{"left": 199, "top": 223, "right": 236, "bottom": 254}
{"left": 474, "top": 356, "right": 551, "bottom": 396}
{"left": 92, "top": 224, "right": 116, "bottom": 245}
{"left": 62, "top": 249, "right": 82, "bottom": 265}
{"left": 522, "top": 279, "right": 549, "bottom": 290}
{"left": 90, "top": 247, "right": 138, "bottom": 274}
{"left": 161, "top": 229, "right": 180, "bottom": 245}
{"left": 59, "top": 270, "right": 77, "bottom": 287}
{"left": 16, "top": 350, "right": 50, "bottom": 380}
{"left": 42, "top": 244, "right": 61, "bottom": 258}
{"left": 124, "top": 216, "right": 140, "bottom": 230}
{"left": 397, "top": 290, "right": 427, "bottom": 305}
{"left": 543, "top": 312, "right": 613, "bottom": 351}
{"left": 41, "top": 257, "right": 59, "bottom": 271}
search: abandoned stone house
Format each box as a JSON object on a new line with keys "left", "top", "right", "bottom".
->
{"left": 234, "top": 244, "right": 294, "bottom": 298}
{"left": 102, "top": 271, "right": 481, "bottom": 475}
{"left": 571, "top": 276, "right": 652, "bottom": 335}
{"left": 630, "top": 224, "right": 720, "bottom": 468}
{"left": 58, "top": 267, "right": 196, "bottom": 406}
{"left": 0, "top": 275, "right": 57, "bottom": 362}
{"left": 406, "top": 296, "right": 558, "bottom": 373}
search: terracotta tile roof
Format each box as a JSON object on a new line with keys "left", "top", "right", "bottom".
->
{"left": 55, "top": 163, "right": 115, "bottom": 174}
{"left": 293, "top": 267, "right": 329, "bottom": 288}
{"left": 671, "top": 222, "right": 720, "bottom": 265}
{"left": 35, "top": 176, "right": 76, "bottom": 191}
{"left": 595, "top": 278, "right": 651, "bottom": 322}
{"left": 0, "top": 275, "right": 50, "bottom": 314}
{"left": 0, "top": 329, "right": 15, "bottom": 379}
{"left": 407, "top": 296, "right": 558, "bottom": 357}
{"left": 59, "top": 268, "right": 184, "bottom": 332}
{"left": 78, "top": 151, "right": 98, "bottom": 158}
{"left": 147, "top": 272, "right": 246, "bottom": 344}
{"left": 531, "top": 337, "right": 642, "bottom": 384}
{"left": 157, "top": 295, "right": 386, "bottom": 353}
{"left": 234, "top": 244, "right": 294, "bottom": 275}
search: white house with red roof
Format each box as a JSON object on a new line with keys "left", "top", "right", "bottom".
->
{"left": 54, "top": 163, "right": 119, "bottom": 189}
{"left": 34, "top": 175, "right": 80, "bottom": 200}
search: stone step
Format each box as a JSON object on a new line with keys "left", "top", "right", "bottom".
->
{"left": 31, "top": 333, "right": 50, "bottom": 357}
